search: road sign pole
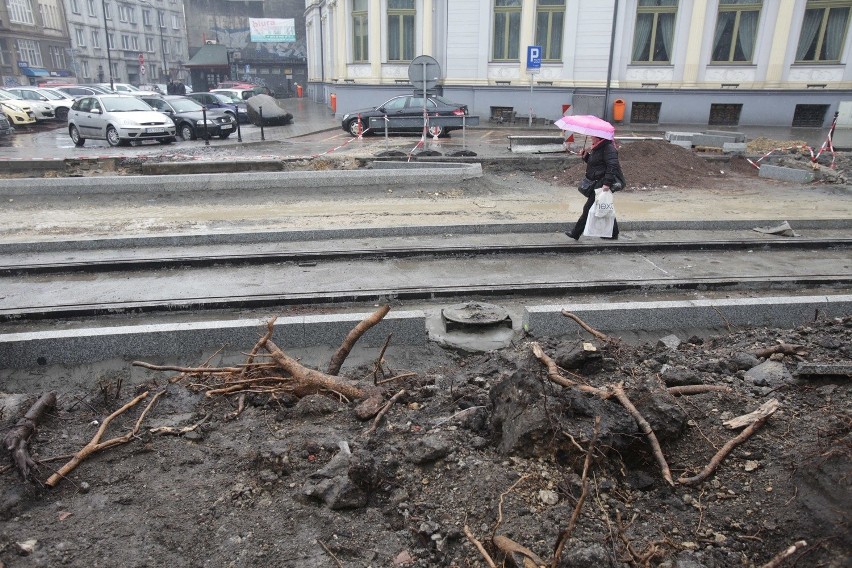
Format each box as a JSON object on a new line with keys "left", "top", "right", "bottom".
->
{"left": 529, "top": 77, "right": 534, "bottom": 128}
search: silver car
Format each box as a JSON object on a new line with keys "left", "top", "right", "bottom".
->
{"left": 4, "top": 87, "right": 74, "bottom": 121}
{"left": 0, "top": 88, "right": 54, "bottom": 122}
{"left": 67, "top": 94, "right": 176, "bottom": 147}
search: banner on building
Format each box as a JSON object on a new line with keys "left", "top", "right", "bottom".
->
{"left": 249, "top": 18, "right": 296, "bottom": 42}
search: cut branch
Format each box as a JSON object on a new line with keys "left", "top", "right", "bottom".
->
{"left": 679, "top": 411, "right": 776, "bottom": 486}
{"left": 3, "top": 392, "right": 56, "bottom": 481}
{"left": 266, "top": 339, "right": 365, "bottom": 400}
{"left": 611, "top": 383, "right": 674, "bottom": 486}
{"left": 364, "top": 389, "right": 405, "bottom": 436}
{"left": 667, "top": 385, "right": 732, "bottom": 396}
{"left": 760, "top": 540, "right": 807, "bottom": 568}
{"left": 752, "top": 343, "right": 806, "bottom": 358}
{"left": 561, "top": 310, "right": 616, "bottom": 343}
{"left": 46, "top": 391, "right": 162, "bottom": 488}
{"left": 327, "top": 305, "right": 391, "bottom": 376}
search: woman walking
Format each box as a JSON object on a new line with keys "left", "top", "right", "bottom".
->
{"left": 566, "top": 134, "right": 622, "bottom": 240}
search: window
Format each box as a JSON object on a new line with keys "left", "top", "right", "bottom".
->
{"left": 535, "top": 0, "right": 564, "bottom": 61}
{"left": 631, "top": 101, "right": 661, "bottom": 123}
{"left": 16, "top": 39, "right": 43, "bottom": 66}
{"left": 118, "top": 4, "right": 129, "bottom": 22}
{"left": 709, "top": 103, "right": 742, "bottom": 125}
{"left": 352, "top": 0, "right": 368, "bottom": 62}
{"left": 632, "top": 0, "right": 677, "bottom": 63}
{"left": 87, "top": 0, "right": 95, "bottom": 16}
{"left": 107, "top": 32, "right": 115, "bottom": 49}
{"left": 162, "top": 38, "right": 169, "bottom": 54}
{"left": 38, "top": 1, "right": 61, "bottom": 29}
{"left": 493, "top": 0, "right": 521, "bottom": 61}
{"left": 796, "top": 0, "right": 851, "bottom": 62}
{"left": 171, "top": 13, "right": 179, "bottom": 29}
{"left": 0, "top": 39, "right": 8, "bottom": 65}
{"left": 142, "top": 9, "right": 150, "bottom": 26}
{"left": 131, "top": 36, "right": 139, "bottom": 50}
{"left": 104, "top": 1, "right": 111, "bottom": 19}
{"left": 91, "top": 29, "right": 100, "bottom": 48}
{"left": 76, "top": 28, "right": 87, "bottom": 46}
{"left": 157, "top": 10, "right": 164, "bottom": 27}
{"left": 387, "top": 0, "right": 415, "bottom": 61}
{"left": 121, "top": 34, "right": 130, "bottom": 49}
{"left": 792, "top": 103, "right": 828, "bottom": 126}
{"left": 712, "top": 1, "right": 761, "bottom": 63}
{"left": 174, "top": 39, "right": 181, "bottom": 53}
{"left": 49, "top": 45, "right": 66, "bottom": 68}
{"left": 8, "top": 0, "right": 36, "bottom": 24}
{"left": 145, "top": 36, "right": 154, "bottom": 51}
{"left": 81, "top": 59, "right": 89, "bottom": 78}
{"left": 69, "top": 0, "right": 80, "bottom": 15}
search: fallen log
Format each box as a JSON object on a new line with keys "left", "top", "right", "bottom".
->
{"left": 3, "top": 392, "right": 56, "bottom": 481}
{"left": 328, "top": 305, "right": 391, "bottom": 376}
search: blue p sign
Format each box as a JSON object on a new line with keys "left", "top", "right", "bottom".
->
{"left": 527, "top": 46, "right": 542, "bottom": 69}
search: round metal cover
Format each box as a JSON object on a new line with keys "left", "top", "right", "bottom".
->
{"left": 408, "top": 55, "right": 441, "bottom": 90}
{"left": 442, "top": 301, "right": 510, "bottom": 327}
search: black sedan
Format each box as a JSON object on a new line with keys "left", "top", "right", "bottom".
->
{"left": 185, "top": 92, "right": 249, "bottom": 124}
{"left": 137, "top": 95, "right": 236, "bottom": 140}
{"left": 340, "top": 95, "right": 469, "bottom": 137}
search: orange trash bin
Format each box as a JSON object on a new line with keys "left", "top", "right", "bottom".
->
{"left": 330, "top": 93, "right": 337, "bottom": 114}
{"left": 296, "top": 84, "right": 303, "bottom": 98}
{"left": 612, "top": 99, "right": 625, "bottom": 122}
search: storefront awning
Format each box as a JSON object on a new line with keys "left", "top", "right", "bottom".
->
{"left": 20, "top": 67, "right": 50, "bottom": 77}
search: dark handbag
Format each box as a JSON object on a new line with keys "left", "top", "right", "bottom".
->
{"left": 578, "top": 177, "right": 595, "bottom": 197}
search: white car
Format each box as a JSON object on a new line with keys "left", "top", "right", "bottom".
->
{"left": 0, "top": 88, "right": 54, "bottom": 122}
{"left": 3, "top": 87, "right": 73, "bottom": 121}
{"left": 95, "top": 82, "right": 159, "bottom": 96}
{"left": 67, "top": 94, "right": 176, "bottom": 146}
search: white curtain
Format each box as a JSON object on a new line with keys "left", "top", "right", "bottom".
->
{"left": 796, "top": 9, "right": 821, "bottom": 60}
{"left": 737, "top": 9, "right": 759, "bottom": 61}
{"left": 824, "top": 7, "right": 850, "bottom": 60}
{"left": 632, "top": 13, "right": 652, "bottom": 61}
{"left": 658, "top": 13, "right": 674, "bottom": 61}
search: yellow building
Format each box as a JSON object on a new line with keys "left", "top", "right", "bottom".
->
{"left": 305, "top": 0, "right": 852, "bottom": 128}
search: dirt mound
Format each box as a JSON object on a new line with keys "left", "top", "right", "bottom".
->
{"left": 548, "top": 139, "right": 758, "bottom": 190}
{"left": 1, "top": 317, "right": 850, "bottom": 567}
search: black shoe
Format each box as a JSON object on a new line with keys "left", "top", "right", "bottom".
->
{"left": 565, "top": 231, "right": 579, "bottom": 241}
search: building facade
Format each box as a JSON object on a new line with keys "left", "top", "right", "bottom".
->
{"left": 304, "top": 0, "right": 852, "bottom": 128}
{"left": 63, "top": 0, "right": 190, "bottom": 85}
{"left": 1, "top": 0, "right": 74, "bottom": 86}
{"left": 184, "top": 0, "right": 307, "bottom": 96}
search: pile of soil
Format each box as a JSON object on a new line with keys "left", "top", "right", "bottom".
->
{"left": 1, "top": 316, "right": 849, "bottom": 567}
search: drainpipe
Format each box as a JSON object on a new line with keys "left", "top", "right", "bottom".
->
{"left": 604, "top": 0, "right": 619, "bottom": 121}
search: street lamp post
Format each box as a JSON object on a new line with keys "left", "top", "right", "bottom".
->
{"left": 139, "top": 0, "right": 167, "bottom": 83}
{"left": 101, "top": 0, "right": 114, "bottom": 90}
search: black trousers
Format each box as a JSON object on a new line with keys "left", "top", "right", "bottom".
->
{"left": 570, "top": 191, "right": 619, "bottom": 238}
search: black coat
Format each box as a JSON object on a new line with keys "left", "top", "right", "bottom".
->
{"left": 583, "top": 139, "right": 621, "bottom": 189}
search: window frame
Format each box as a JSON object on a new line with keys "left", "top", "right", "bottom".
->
{"left": 8, "top": 0, "right": 36, "bottom": 24}
{"left": 16, "top": 39, "right": 44, "bottom": 66}
{"left": 492, "top": 0, "right": 522, "bottom": 61}
{"left": 631, "top": 0, "right": 678, "bottom": 64}
{"left": 387, "top": 0, "right": 415, "bottom": 62}
{"left": 352, "top": 0, "right": 368, "bottom": 63}
{"left": 535, "top": 0, "right": 565, "bottom": 62}
{"left": 795, "top": 0, "right": 852, "bottom": 63}
{"left": 711, "top": 0, "right": 762, "bottom": 63}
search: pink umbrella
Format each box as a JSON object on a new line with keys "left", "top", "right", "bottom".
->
{"left": 554, "top": 115, "right": 615, "bottom": 140}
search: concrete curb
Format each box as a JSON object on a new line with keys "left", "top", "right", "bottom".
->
{"left": 2, "top": 219, "right": 848, "bottom": 254}
{"left": 2, "top": 295, "right": 849, "bottom": 369}
{"left": 525, "top": 294, "right": 852, "bottom": 336}
{"left": 0, "top": 163, "right": 483, "bottom": 196}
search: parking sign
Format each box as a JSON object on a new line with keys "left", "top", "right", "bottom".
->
{"left": 527, "top": 46, "right": 542, "bottom": 70}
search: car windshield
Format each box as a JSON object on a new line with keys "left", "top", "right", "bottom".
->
{"left": 100, "top": 96, "right": 153, "bottom": 112}
{"left": 0, "top": 91, "right": 16, "bottom": 101}
{"left": 169, "top": 98, "right": 204, "bottom": 112}
{"left": 213, "top": 94, "right": 234, "bottom": 104}
{"left": 38, "top": 89, "right": 65, "bottom": 100}
{"left": 213, "top": 91, "right": 241, "bottom": 103}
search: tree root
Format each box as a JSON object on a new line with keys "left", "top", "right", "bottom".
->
{"left": 561, "top": 310, "right": 617, "bottom": 343}
{"left": 752, "top": 343, "right": 806, "bottom": 358}
{"left": 265, "top": 339, "right": 365, "bottom": 400}
{"left": 3, "top": 392, "right": 56, "bottom": 481}
{"left": 363, "top": 389, "right": 405, "bottom": 436}
{"left": 327, "top": 305, "right": 390, "bottom": 376}
{"left": 46, "top": 390, "right": 163, "bottom": 488}
{"left": 760, "top": 540, "right": 808, "bottom": 568}
{"left": 667, "top": 385, "right": 732, "bottom": 396}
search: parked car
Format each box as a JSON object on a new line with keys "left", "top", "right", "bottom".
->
{"left": 185, "top": 91, "right": 249, "bottom": 123}
{"left": 67, "top": 94, "right": 176, "bottom": 147}
{"left": 3, "top": 87, "right": 74, "bottom": 121}
{"left": 55, "top": 85, "right": 111, "bottom": 98}
{"left": 211, "top": 86, "right": 273, "bottom": 101}
{"left": 96, "top": 82, "right": 159, "bottom": 96}
{"left": 138, "top": 83, "right": 165, "bottom": 95}
{"left": 214, "top": 82, "right": 273, "bottom": 97}
{"left": 136, "top": 95, "right": 237, "bottom": 140}
{"left": 0, "top": 89, "right": 54, "bottom": 122}
{"left": 0, "top": 90, "right": 37, "bottom": 126}
{"left": 0, "top": 113, "right": 13, "bottom": 137}
{"left": 340, "top": 94, "right": 469, "bottom": 137}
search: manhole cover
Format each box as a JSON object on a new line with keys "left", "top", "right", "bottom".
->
{"left": 441, "top": 301, "right": 512, "bottom": 332}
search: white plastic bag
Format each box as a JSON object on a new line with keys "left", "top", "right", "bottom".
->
{"left": 584, "top": 189, "right": 615, "bottom": 237}
{"left": 594, "top": 190, "right": 615, "bottom": 218}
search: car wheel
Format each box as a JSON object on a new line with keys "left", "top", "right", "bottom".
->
{"left": 106, "top": 125, "right": 121, "bottom": 147}
{"left": 180, "top": 123, "right": 196, "bottom": 141}
{"left": 69, "top": 125, "right": 85, "bottom": 146}
{"left": 219, "top": 132, "right": 231, "bottom": 139}
{"left": 347, "top": 118, "right": 366, "bottom": 137}
{"left": 56, "top": 107, "right": 69, "bottom": 121}
{"left": 427, "top": 125, "right": 444, "bottom": 138}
